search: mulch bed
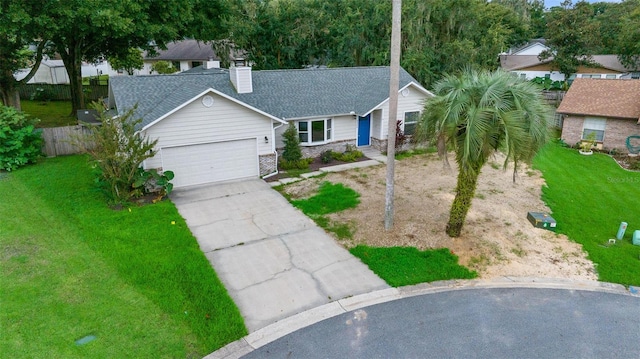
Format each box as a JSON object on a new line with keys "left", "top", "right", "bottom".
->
{"left": 611, "top": 153, "right": 640, "bottom": 171}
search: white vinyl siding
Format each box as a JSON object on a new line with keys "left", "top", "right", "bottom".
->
{"left": 332, "top": 115, "right": 356, "bottom": 141}
{"left": 144, "top": 93, "right": 273, "bottom": 170}
{"left": 379, "top": 85, "right": 426, "bottom": 139}
{"left": 582, "top": 117, "right": 606, "bottom": 142}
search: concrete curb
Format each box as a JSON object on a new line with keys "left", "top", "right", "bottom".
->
{"left": 204, "top": 277, "right": 633, "bottom": 359}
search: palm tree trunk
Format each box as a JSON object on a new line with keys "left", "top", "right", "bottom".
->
{"left": 446, "top": 169, "right": 479, "bottom": 237}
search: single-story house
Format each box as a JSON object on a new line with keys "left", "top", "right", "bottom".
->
{"left": 556, "top": 78, "right": 640, "bottom": 152}
{"left": 140, "top": 39, "right": 246, "bottom": 75}
{"left": 499, "top": 54, "right": 637, "bottom": 81}
{"left": 108, "top": 66, "right": 432, "bottom": 188}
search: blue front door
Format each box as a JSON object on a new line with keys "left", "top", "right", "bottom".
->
{"left": 357, "top": 115, "right": 371, "bottom": 146}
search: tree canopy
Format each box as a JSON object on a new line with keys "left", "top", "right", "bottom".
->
{"left": 0, "top": 0, "right": 49, "bottom": 109}
{"left": 225, "top": 0, "right": 532, "bottom": 87}
{"left": 1, "top": 0, "right": 228, "bottom": 114}
{"left": 539, "top": 0, "right": 640, "bottom": 78}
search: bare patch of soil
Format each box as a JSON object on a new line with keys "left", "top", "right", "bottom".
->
{"left": 280, "top": 152, "right": 597, "bottom": 281}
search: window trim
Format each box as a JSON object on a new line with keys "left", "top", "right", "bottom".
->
{"left": 582, "top": 117, "right": 606, "bottom": 142}
{"left": 403, "top": 111, "right": 420, "bottom": 136}
{"left": 297, "top": 118, "right": 332, "bottom": 145}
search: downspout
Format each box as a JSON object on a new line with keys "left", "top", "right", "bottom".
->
{"left": 262, "top": 118, "right": 287, "bottom": 179}
{"left": 261, "top": 151, "right": 279, "bottom": 179}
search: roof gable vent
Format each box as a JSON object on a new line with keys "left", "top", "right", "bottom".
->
{"left": 230, "top": 66, "right": 253, "bottom": 94}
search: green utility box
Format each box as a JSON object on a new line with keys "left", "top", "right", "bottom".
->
{"left": 527, "top": 212, "right": 557, "bottom": 231}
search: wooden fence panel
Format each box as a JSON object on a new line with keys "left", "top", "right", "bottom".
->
{"left": 19, "top": 84, "right": 108, "bottom": 102}
{"left": 41, "top": 125, "right": 92, "bottom": 157}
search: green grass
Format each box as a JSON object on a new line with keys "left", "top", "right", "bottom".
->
{"left": 533, "top": 141, "right": 640, "bottom": 287}
{"left": 21, "top": 100, "right": 76, "bottom": 127}
{"left": 283, "top": 180, "right": 476, "bottom": 285}
{"left": 290, "top": 182, "right": 360, "bottom": 215}
{"left": 82, "top": 74, "right": 109, "bottom": 85}
{"left": 350, "top": 246, "right": 477, "bottom": 287}
{"left": 0, "top": 156, "right": 246, "bottom": 358}
{"left": 395, "top": 146, "right": 437, "bottom": 160}
{"left": 286, "top": 181, "right": 359, "bottom": 240}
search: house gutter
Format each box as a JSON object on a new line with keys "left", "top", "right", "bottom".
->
{"left": 283, "top": 113, "right": 357, "bottom": 121}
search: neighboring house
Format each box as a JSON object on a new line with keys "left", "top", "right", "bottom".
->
{"left": 14, "top": 39, "right": 243, "bottom": 83}
{"left": 108, "top": 66, "right": 432, "bottom": 188}
{"left": 140, "top": 39, "right": 246, "bottom": 74}
{"left": 499, "top": 54, "right": 635, "bottom": 81}
{"left": 14, "top": 59, "right": 119, "bottom": 84}
{"left": 556, "top": 78, "right": 640, "bottom": 152}
{"left": 499, "top": 40, "right": 638, "bottom": 80}
{"left": 505, "top": 38, "right": 548, "bottom": 56}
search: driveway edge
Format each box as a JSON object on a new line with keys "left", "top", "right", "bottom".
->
{"left": 204, "top": 277, "right": 633, "bottom": 359}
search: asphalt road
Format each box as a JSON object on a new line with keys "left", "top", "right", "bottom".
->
{"left": 242, "top": 287, "right": 640, "bottom": 359}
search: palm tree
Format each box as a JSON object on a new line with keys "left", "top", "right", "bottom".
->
{"left": 418, "top": 69, "right": 552, "bottom": 237}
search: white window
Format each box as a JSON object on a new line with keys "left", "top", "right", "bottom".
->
{"left": 581, "top": 74, "right": 601, "bottom": 79}
{"left": 606, "top": 74, "right": 617, "bottom": 79}
{"left": 298, "top": 119, "right": 332, "bottom": 144}
{"left": 403, "top": 111, "right": 420, "bottom": 135}
{"left": 582, "top": 117, "right": 606, "bottom": 142}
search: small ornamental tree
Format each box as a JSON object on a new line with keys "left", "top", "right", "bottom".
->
{"left": 395, "top": 120, "right": 407, "bottom": 152}
{"left": 75, "top": 104, "right": 158, "bottom": 204}
{"left": 108, "top": 48, "right": 144, "bottom": 75}
{"left": 151, "top": 61, "right": 179, "bottom": 74}
{"left": 282, "top": 122, "right": 302, "bottom": 162}
{"left": 0, "top": 105, "right": 42, "bottom": 171}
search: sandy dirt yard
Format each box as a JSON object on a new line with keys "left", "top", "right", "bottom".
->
{"left": 280, "top": 152, "right": 598, "bottom": 281}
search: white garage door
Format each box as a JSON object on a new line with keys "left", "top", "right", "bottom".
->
{"left": 161, "top": 138, "right": 259, "bottom": 188}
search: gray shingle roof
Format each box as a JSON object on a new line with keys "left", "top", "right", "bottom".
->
{"left": 109, "top": 66, "right": 426, "bottom": 129}
{"left": 143, "top": 40, "right": 219, "bottom": 61}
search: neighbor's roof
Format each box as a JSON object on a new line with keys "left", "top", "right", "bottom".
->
{"left": 109, "top": 66, "right": 430, "bottom": 129}
{"left": 144, "top": 40, "right": 220, "bottom": 61}
{"left": 556, "top": 78, "right": 640, "bottom": 120}
{"left": 507, "top": 39, "right": 548, "bottom": 55}
{"left": 500, "top": 54, "right": 631, "bottom": 72}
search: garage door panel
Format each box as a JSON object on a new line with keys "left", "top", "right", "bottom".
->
{"left": 161, "top": 139, "right": 258, "bottom": 188}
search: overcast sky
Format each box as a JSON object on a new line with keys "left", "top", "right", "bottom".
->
{"left": 543, "top": 0, "right": 622, "bottom": 8}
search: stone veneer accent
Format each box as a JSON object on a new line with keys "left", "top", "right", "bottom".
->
{"left": 371, "top": 137, "right": 422, "bottom": 152}
{"left": 561, "top": 115, "right": 640, "bottom": 153}
{"left": 296, "top": 140, "right": 357, "bottom": 158}
{"left": 259, "top": 153, "right": 277, "bottom": 176}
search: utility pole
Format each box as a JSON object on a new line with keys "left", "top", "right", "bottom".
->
{"left": 384, "top": 0, "right": 401, "bottom": 230}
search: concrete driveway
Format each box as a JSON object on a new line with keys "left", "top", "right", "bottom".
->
{"left": 170, "top": 178, "right": 389, "bottom": 332}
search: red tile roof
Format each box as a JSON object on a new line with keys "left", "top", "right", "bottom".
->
{"left": 556, "top": 79, "right": 640, "bottom": 122}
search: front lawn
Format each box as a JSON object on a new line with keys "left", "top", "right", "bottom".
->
{"left": 0, "top": 156, "right": 246, "bottom": 358}
{"left": 533, "top": 141, "right": 640, "bottom": 287}
{"left": 350, "top": 246, "right": 477, "bottom": 287}
{"left": 20, "top": 100, "right": 76, "bottom": 127}
{"left": 280, "top": 180, "right": 477, "bottom": 286}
